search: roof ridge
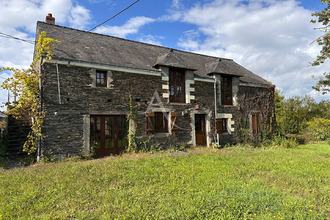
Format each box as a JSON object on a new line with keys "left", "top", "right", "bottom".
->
{"left": 37, "top": 21, "right": 233, "bottom": 61}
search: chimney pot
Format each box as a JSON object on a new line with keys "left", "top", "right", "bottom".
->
{"left": 45, "top": 13, "right": 55, "bottom": 25}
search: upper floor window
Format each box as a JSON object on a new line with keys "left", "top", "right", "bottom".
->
{"left": 96, "top": 71, "right": 107, "bottom": 87}
{"left": 169, "top": 68, "right": 185, "bottom": 103}
{"left": 221, "top": 75, "right": 232, "bottom": 105}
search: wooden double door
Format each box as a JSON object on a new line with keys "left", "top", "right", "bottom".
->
{"left": 195, "top": 114, "right": 207, "bottom": 146}
{"left": 90, "top": 115, "right": 128, "bottom": 156}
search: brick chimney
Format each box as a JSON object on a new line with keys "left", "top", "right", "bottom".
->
{"left": 45, "top": 13, "right": 55, "bottom": 24}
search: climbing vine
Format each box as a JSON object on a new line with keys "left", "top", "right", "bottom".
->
{"left": 126, "top": 94, "right": 138, "bottom": 152}
{"left": 0, "top": 31, "right": 60, "bottom": 154}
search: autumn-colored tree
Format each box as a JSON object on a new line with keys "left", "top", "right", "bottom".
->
{"left": 311, "top": 0, "right": 330, "bottom": 94}
{"left": 0, "top": 31, "right": 59, "bottom": 154}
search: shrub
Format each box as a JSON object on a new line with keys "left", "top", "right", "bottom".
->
{"left": 0, "top": 119, "right": 8, "bottom": 164}
{"left": 272, "top": 135, "right": 298, "bottom": 148}
{"left": 306, "top": 118, "right": 330, "bottom": 141}
{"left": 285, "top": 134, "right": 312, "bottom": 145}
{"left": 238, "top": 128, "right": 251, "bottom": 144}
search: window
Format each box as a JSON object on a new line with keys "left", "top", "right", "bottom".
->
{"left": 146, "top": 112, "right": 168, "bottom": 133}
{"left": 169, "top": 68, "right": 185, "bottom": 103}
{"left": 221, "top": 75, "right": 232, "bottom": 105}
{"left": 215, "top": 118, "right": 227, "bottom": 134}
{"left": 251, "top": 113, "right": 260, "bottom": 136}
{"left": 96, "top": 71, "right": 107, "bottom": 87}
{"left": 90, "top": 115, "right": 127, "bottom": 156}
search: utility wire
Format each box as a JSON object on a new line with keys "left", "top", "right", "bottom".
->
{"left": 64, "top": 0, "right": 141, "bottom": 42}
{"left": 0, "top": 32, "right": 35, "bottom": 44}
{"left": 0, "top": 0, "right": 141, "bottom": 45}
{"left": 88, "top": 0, "right": 140, "bottom": 32}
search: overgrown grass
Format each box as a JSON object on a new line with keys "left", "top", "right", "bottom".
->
{"left": 0, "top": 143, "right": 329, "bottom": 219}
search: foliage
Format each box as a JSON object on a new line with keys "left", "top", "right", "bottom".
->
{"left": 311, "top": 0, "right": 330, "bottom": 93}
{"left": 270, "top": 135, "right": 298, "bottom": 148}
{"left": 307, "top": 117, "right": 330, "bottom": 141}
{"left": 0, "top": 117, "right": 8, "bottom": 164}
{"left": 0, "top": 32, "right": 59, "bottom": 155}
{"left": 0, "top": 143, "right": 329, "bottom": 219}
{"left": 126, "top": 94, "right": 138, "bottom": 152}
{"left": 275, "top": 90, "right": 330, "bottom": 135}
{"left": 311, "top": 0, "right": 330, "bottom": 66}
{"left": 313, "top": 72, "right": 330, "bottom": 94}
{"left": 237, "top": 128, "right": 252, "bottom": 144}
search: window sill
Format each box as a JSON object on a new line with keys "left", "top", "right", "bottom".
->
{"left": 220, "top": 105, "right": 236, "bottom": 108}
{"left": 169, "top": 102, "right": 188, "bottom": 105}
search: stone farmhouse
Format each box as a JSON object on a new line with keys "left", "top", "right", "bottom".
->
{"left": 35, "top": 15, "right": 275, "bottom": 158}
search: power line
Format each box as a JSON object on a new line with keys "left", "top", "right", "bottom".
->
{"left": 0, "top": 0, "right": 141, "bottom": 45}
{"left": 64, "top": 0, "right": 141, "bottom": 42}
{"left": 0, "top": 32, "right": 35, "bottom": 44}
{"left": 88, "top": 0, "right": 141, "bottom": 32}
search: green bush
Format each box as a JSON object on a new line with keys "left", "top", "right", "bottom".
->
{"left": 238, "top": 128, "right": 251, "bottom": 144}
{"left": 285, "top": 134, "right": 312, "bottom": 145}
{"left": 272, "top": 135, "right": 298, "bottom": 148}
{"left": 306, "top": 117, "right": 330, "bottom": 141}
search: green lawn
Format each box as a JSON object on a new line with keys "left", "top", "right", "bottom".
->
{"left": 0, "top": 143, "right": 329, "bottom": 219}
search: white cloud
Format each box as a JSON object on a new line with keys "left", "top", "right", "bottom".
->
{"left": 172, "top": 0, "right": 183, "bottom": 9}
{"left": 94, "top": 16, "right": 155, "bottom": 38}
{"left": 178, "top": 30, "right": 200, "bottom": 50}
{"left": 174, "top": 0, "right": 330, "bottom": 100}
{"left": 0, "top": 0, "right": 92, "bottom": 68}
{"left": 68, "top": 5, "right": 92, "bottom": 29}
{"left": 0, "top": 0, "right": 92, "bottom": 109}
{"left": 137, "top": 35, "right": 164, "bottom": 46}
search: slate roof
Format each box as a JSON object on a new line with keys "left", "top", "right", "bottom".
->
{"left": 36, "top": 21, "right": 272, "bottom": 86}
{"left": 205, "top": 59, "right": 244, "bottom": 77}
{"left": 154, "top": 49, "right": 196, "bottom": 71}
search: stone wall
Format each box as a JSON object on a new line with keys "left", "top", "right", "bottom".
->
{"left": 41, "top": 63, "right": 216, "bottom": 158}
{"left": 216, "top": 84, "right": 275, "bottom": 145}
{"left": 41, "top": 62, "right": 274, "bottom": 158}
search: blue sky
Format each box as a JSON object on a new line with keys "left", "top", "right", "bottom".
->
{"left": 0, "top": 0, "right": 329, "bottom": 110}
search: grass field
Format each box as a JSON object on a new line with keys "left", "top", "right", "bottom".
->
{"left": 0, "top": 142, "right": 329, "bottom": 219}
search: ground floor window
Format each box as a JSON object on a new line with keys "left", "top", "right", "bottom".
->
{"left": 251, "top": 113, "right": 260, "bottom": 136}
{"left": 146, "top": 112, "right": 168, "bottom": 133}
{"left": 215, "top": 118, "right": 228, "bottom": 134}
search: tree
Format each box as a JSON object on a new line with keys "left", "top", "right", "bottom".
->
{"left": 311, "top": 0, "right": 330, "bottom": 93}
{"left": 275, "top": 90, "right": 330, "bottom": 135}
{"left": 0, "top": 32, "right": 59, "bottom": 154}
{"left": 312, "top": 72, "right": 330, "bottom": 94}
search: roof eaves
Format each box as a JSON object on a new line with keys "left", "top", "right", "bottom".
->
{"left": 49, "top": 57, "right": 162, "bottom": 73}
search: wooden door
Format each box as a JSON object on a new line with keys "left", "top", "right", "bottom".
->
{"left": 195, "top": 114, "right": 206, "bottom": 146}
{"left": 90, "top": 115, "right": 127, "bottom": 156}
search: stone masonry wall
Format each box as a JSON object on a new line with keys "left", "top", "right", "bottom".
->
{"left": 41, "top": 63, "right": 216, "bottom": 158}
{"left": 41, "top": 62, "right": 274, "bottom": 158}
{"left": 216, "top": 84, "right": 275, "bottom": 145}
